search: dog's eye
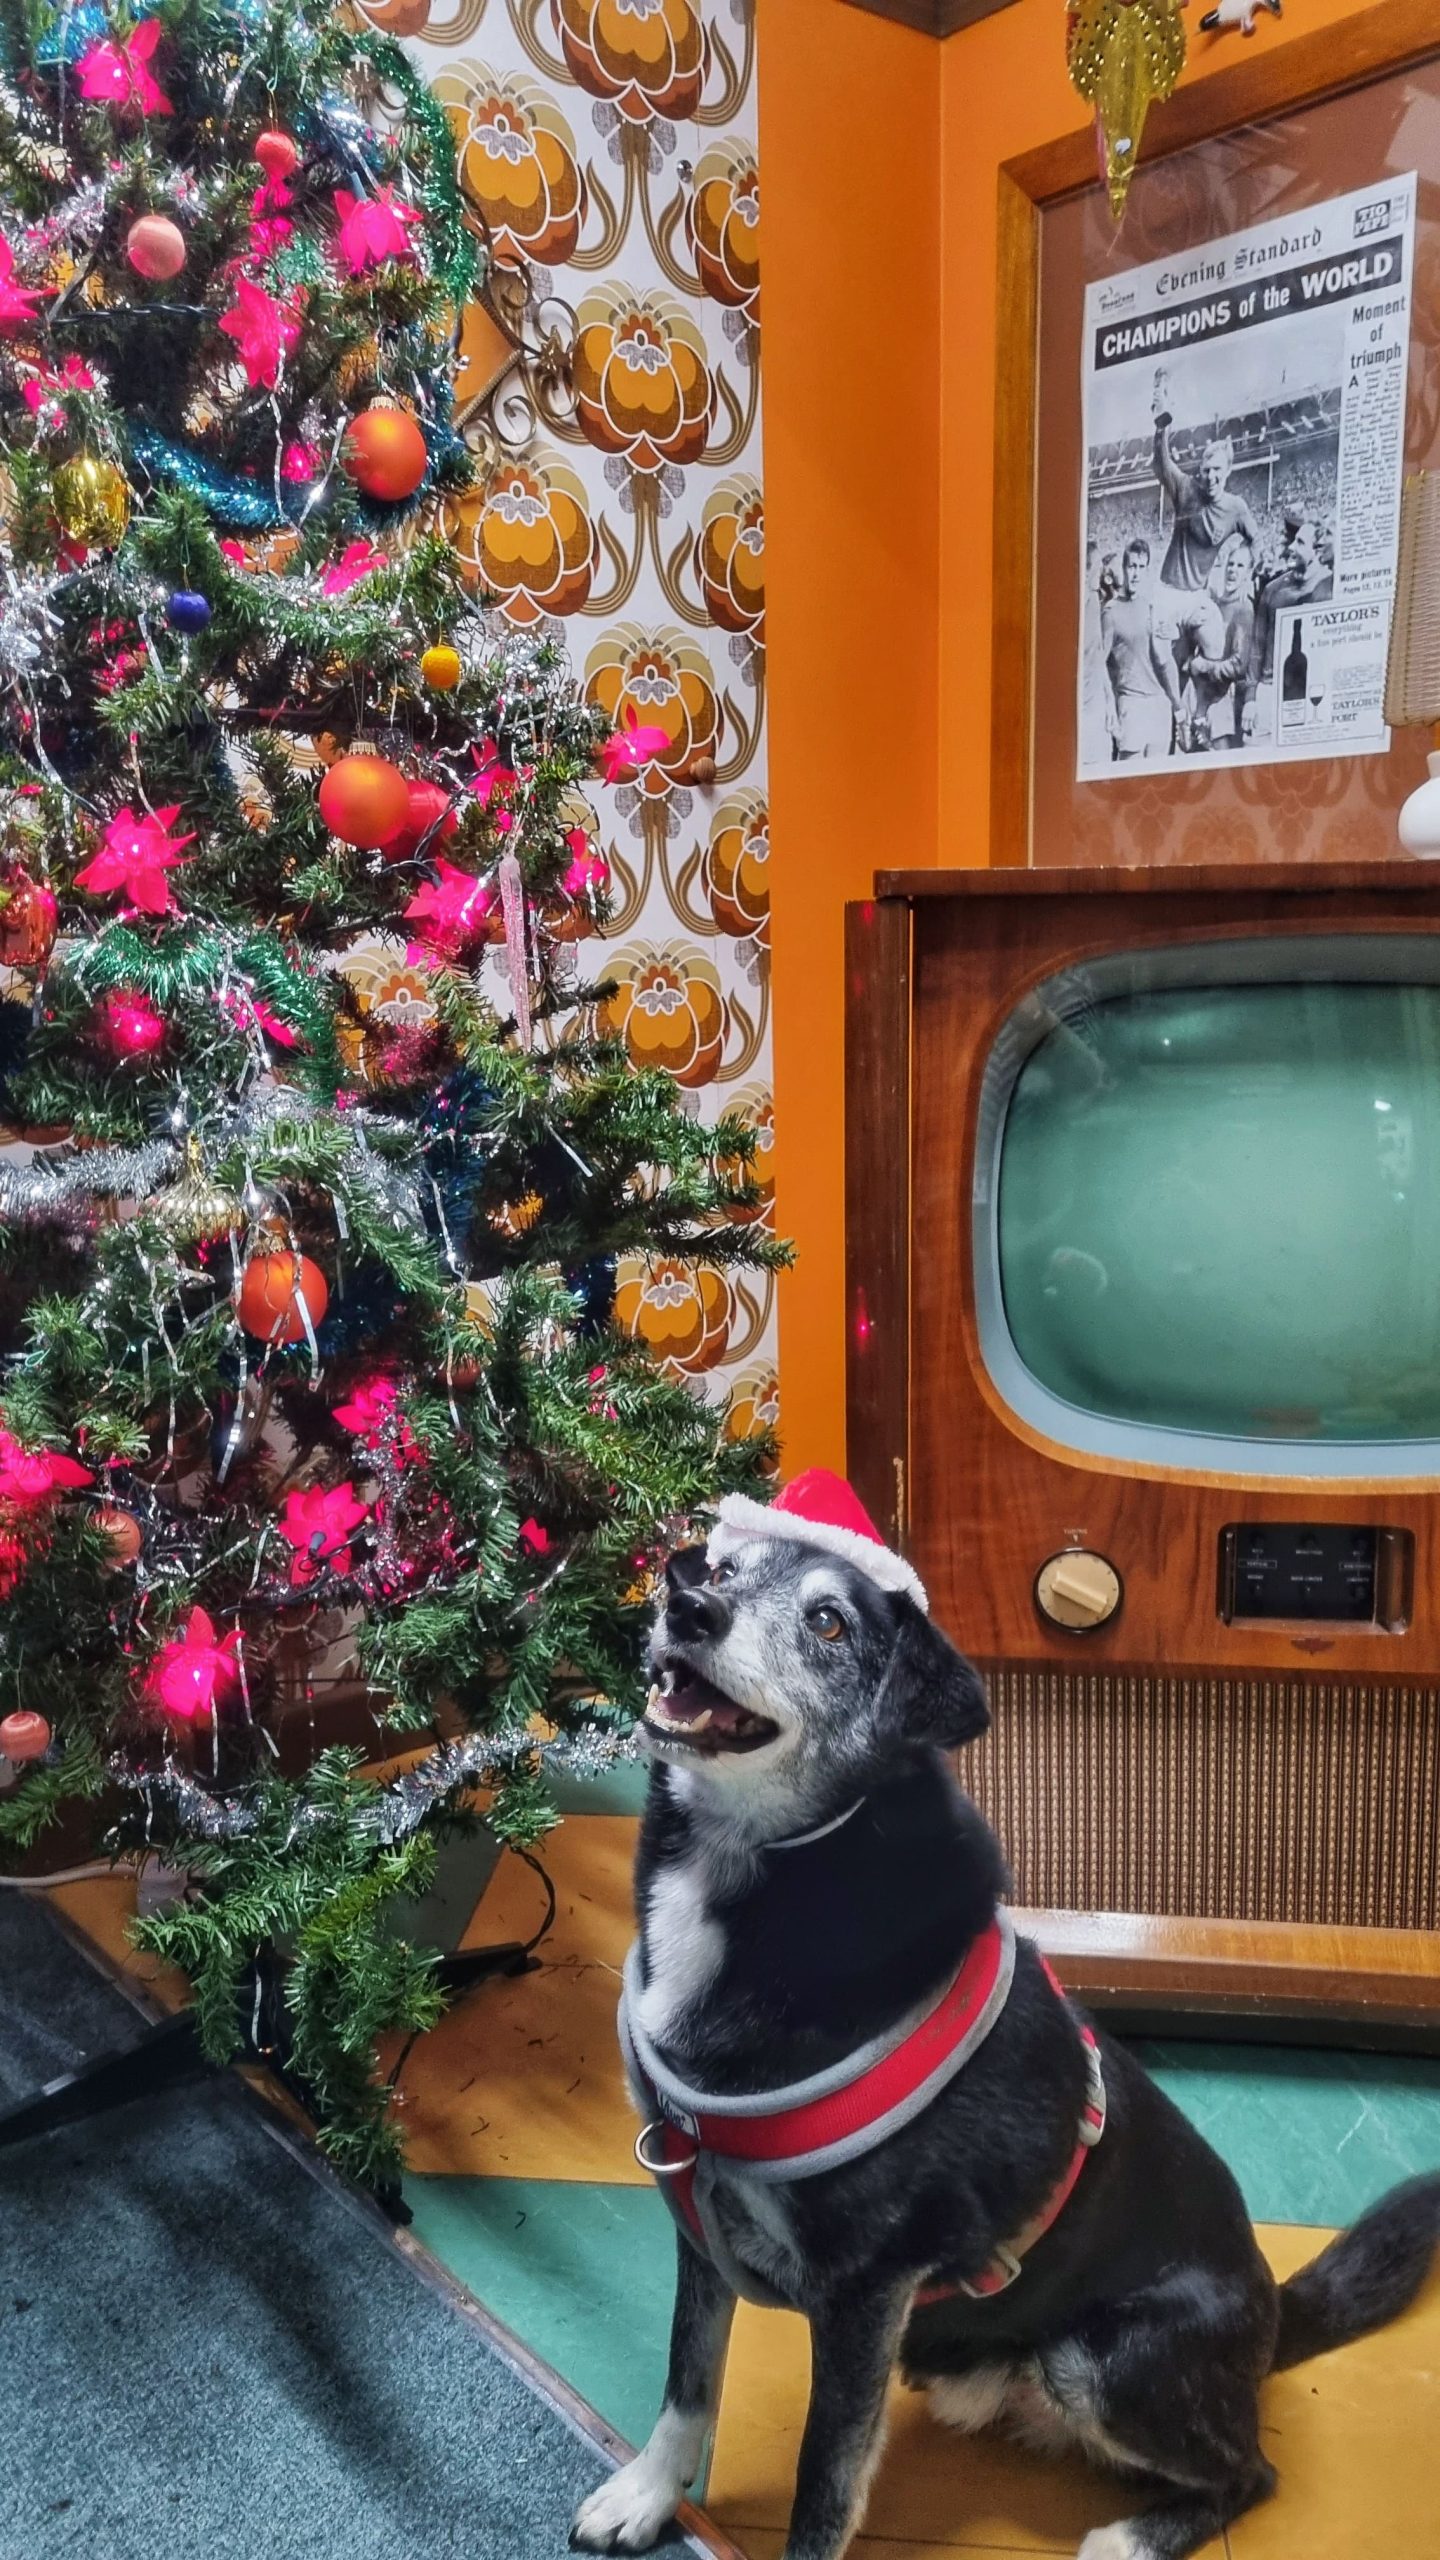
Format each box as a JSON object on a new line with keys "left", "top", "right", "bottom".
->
{"left": 710, "top": 1557, "right": 737, "bottom": 1584}
{"left": 807, "top": 1603, "right": 846, "bottom": 1643}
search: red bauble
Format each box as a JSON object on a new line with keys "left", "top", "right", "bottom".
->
{"left": 93, "top": 1505, "right": 144, "bottom": 1569}
{"left": 342, "top": 408, "right": 428, "bottom": 503}
{"left": 0, "top": 1710, "right": 51, "bottom": 1764}
{"left": 126, "top": 215, "right": 187, "bottom": 281}
{"left": 0, "top": 869, "right": 58, "bottom": 969}
{"left": 237, "top": 1250, "right": 329, "bottom": 1345}
{"left": 382, "top": 778, "right": 459, "bottom": 861}
{"left": 318, "top": 753, "right": 410, "bottom": 849}
{"left": 254, "top": 129, "right": 301, "bottom": 179}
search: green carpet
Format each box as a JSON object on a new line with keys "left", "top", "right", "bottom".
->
{"left": 0, "top": 1901, "right": 710, "bottom": 2560}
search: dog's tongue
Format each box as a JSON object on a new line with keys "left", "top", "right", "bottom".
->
{"left": 646, "top": 1672, "right": 748, "bottom": 1737}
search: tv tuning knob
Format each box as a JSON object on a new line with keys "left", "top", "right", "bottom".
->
{"left": 1035, "top": 1549, "right": 1122, "bottom": 1633}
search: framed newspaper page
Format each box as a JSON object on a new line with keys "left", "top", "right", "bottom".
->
{"left": 993, "top": 0, "right": 1440, "bottom": 868}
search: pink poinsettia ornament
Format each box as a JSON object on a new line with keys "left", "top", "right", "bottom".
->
{"left": 599, "top": 707, "right": 669, "bottom": 786}
{"left": 468, "top": 738, "right": 517, "bottom": 812}
{"left": 219, "top": 277, "right": 303, "bottom": 390}
{"left": 562, "top": 828, "right": 609, "bottom": 897}
{"left": 247, "top": 173, "right": 294, "bottom": 264}
{"left": 332, "top": 186, "right": 422, "bottom": 277}
{"left": 278, "top": 1482, "right": 369, "bottom": 1587}
{"left": 0, "top": 1428, "right": 93, "bottom": 1512}
{"left": 404, "top": 859, "right": 497, "bottom": 963}
{"left": 74, "top": 805, "right": 194, "bottom": 917}
{"left": 76, "top": 17, "right": 172, "bottom": 116}
{"left": 332, "top": 1375, "right": 422, "bottom": 1464}
{"left": 321, "top": 540, "right": 387, "bottom": 598}
{"left": 21, "top": 354, "right": 95, "bottom": 418}
{"left": 0, "top": 236, "right": 44, "bottom": 334}
{"left": 332, "top": 1375, "right": 399, "bottom": 1439}
{"left": 221, "top": 988, "right": 298, "bottom": 1048}
{"left": 101, "top": 992, "right": 166, "bottom": 1057}
{"left": 148, "top": 1608, "right": 243, "bottom": 1722}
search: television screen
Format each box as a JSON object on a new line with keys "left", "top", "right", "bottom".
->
{"left": 993, "top": 971, "right": 1440, "bottom": 1457}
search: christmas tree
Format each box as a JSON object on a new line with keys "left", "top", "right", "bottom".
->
{"left": 0, "top": 0, "right": 781, "bottom": 2184}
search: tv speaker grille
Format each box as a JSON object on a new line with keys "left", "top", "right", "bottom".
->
{"left": 971, "top": 1665, "right": 1440, "bottom": 1929}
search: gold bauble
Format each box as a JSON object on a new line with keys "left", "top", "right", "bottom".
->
{"left": 151, "top": 1143, "right": 241, "bottom": 1245}
{"left": 53, "top": 454, "right": 130, "bottom": 548}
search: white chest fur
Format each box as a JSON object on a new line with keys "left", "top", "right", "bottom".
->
{"left": 633, "top": 1848, "right": 727, "bottom": 2046}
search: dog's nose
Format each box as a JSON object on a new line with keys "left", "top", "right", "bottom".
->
{"left": 666, "top": 1581, "right": 730, "bottom": 1643}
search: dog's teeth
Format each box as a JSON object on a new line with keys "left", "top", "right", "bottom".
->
{"left": 688, "top": 1708, "right": 712, "bottom": 1732}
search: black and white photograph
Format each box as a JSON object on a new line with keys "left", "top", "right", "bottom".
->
{"left": 1079, "top": 176, "right": 1416, "bottom": 779}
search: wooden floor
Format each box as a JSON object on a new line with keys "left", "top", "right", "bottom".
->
{"left": 46, "top": 1831, "right": 1440, "bottom": 2560}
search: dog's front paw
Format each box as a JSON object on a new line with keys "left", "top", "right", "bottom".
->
{"left": 1075, "top": 2527, "right": 1142, "bottom": 2560}
{"left": 569, "top": 2460, "right": 680, "bottom": 2553}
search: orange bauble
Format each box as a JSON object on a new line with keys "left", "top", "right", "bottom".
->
{"left": 342, "top": 407, "right": 429, "bottom": 503}
{"left": 317, "top": 753, "right": 410, "bottom": 849}
{"left": 93, "top": 1505, "right": 144, "bottom": 1569}
{"left": 237, "top": 1251, "right": 329, "bottom": 1344}
{"left": 0, "top": 1709, "right": 51, "bottom": 1764}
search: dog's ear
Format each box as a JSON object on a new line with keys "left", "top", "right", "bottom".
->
{"left": 879, "top": 1600, "right": 990, "bottom": 1751}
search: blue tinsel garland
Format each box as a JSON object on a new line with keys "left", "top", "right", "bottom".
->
{"left": 128, "top": 426, "right": 306, "bottom": 530}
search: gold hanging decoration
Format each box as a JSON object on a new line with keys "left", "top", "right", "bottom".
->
{"left": 150, "top": 1139, "right": 242, "bottom": 1246}
{"left": 1067, "top": 0, "right": 1187, "bottom": 220}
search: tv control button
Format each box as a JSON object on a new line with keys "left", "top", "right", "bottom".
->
{"left": 1035, "top": 1550, "right": 1122, "bottom": 1632}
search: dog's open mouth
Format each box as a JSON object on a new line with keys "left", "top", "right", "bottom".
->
{"left": 641, "top": 1661, "right": 779, "bottom": 1755}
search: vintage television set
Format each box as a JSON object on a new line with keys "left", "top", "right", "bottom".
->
{"left": 847, "top": 864, "right": 1440, "bottom": 2031}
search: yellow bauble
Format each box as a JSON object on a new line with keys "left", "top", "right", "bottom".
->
{"left": 54, "top": 454, "right": 130, "bottom": 548}
{"left": 421, "top": 644, "right": 462, "bottom": 692}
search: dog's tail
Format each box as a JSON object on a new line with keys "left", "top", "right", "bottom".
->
{"left": 1271, "top": 2173, "right": 1440, "bottom": 2372}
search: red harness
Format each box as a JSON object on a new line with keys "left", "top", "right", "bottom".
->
{"left": 622, "top": 1919, "right": 1106, "bottom": 2305}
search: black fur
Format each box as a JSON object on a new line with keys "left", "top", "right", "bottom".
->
{"left": 570, "top": 1541, "right": 1440, "bottom": 2560}
{"left": 1271, "top": 2173, "right": 1440, "bottom": 2370}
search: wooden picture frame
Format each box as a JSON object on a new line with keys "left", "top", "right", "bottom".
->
{"left": 991, "top": 0, "right": 1440, "bottom": 868}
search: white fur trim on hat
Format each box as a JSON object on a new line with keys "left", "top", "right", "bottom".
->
{"left": 707, "top": 1494, "right": 929, "bottom": 1613}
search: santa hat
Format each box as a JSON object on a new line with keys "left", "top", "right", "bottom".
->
{"left": 707, "top": 1467, "right": 928, "bottom": 1614}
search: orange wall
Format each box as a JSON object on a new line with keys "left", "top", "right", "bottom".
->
{"left": 761, "top": 0, "right": 1377, "bottom": 1476}
{"left": 758, "top": 0, "right": 940, "bottom": 1476}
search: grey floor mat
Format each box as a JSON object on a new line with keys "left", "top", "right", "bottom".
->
{"left": 0, "top": 1898, "right": 709, "bottom": 2560}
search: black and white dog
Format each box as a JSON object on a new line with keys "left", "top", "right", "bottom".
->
{"left": 570, "top": 1497, "right": 1440, "bottom": 2560}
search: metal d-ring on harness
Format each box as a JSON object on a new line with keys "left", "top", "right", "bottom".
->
{"left": 633, "top": 2120, "right": 700, "bottom": 2177}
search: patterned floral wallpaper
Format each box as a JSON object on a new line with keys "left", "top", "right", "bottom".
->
{"left": 384, "top": 0, "right": 776, "bottom": 1460}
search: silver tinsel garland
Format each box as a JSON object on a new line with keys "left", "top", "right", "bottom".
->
{"left": 0, "top": 1136, "right": 179, "bottom": 1225}
{"left": 111, "top": 1721, "right": 641, "bottom": 1846}
{"left": 0, "top": 1085, "right": 424, "bottom": 1234}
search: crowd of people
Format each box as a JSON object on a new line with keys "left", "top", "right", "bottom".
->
{"left": 1081, "top": 404, "right": 1339, "bottom": 763}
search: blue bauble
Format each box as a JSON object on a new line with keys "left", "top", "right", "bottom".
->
{"left": 167, "top": 590, "right": 213, "bottom": 634}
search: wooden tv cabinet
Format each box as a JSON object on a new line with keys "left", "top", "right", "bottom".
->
{"left": 847, "top": 864, "right": 1440, "bottom": 2035}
